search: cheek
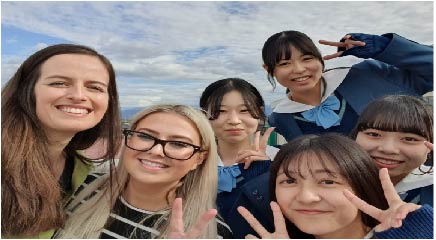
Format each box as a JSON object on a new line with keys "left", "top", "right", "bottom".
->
{"left": 355, "top": 135, "right": 374, "bottom": 151}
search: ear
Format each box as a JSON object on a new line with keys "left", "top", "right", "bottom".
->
{"left": 262, "top": 64, "right": 269, "bottom": 72}
{"left": 190, "top": 151, "right": 208, "bottom": 171}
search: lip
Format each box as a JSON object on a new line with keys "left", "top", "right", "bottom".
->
{"left": 225, "top": 129, "right": 244, "bottom": 136}
{"left": 291, "top": 75, "right": 311, "bottom": 82}
{"left": 294, "top": 209, "right": 331, "bottom": 215}
{"left": 371, "top": 156, "right": 404, "bottom": 169}
{"left": 138, "top": 158, "right": 169, "bottom": 171}
{"left": 56, "top": 104, "right": 92, "bottom": 114}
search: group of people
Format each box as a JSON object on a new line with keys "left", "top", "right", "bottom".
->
{"left": 1, "top": 30, "right": 433, "bottom": 239}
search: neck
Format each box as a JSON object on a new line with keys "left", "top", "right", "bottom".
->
{"left": 217, "top": 138, "right": 251, "bottom": 166}
{"left": 123, "top": 178, "right": 181, "bottom": 211}
{"left": 289, "top": 80, "right": 322, "bottom": 106}
{"left": 46, "top": 132, "right": 74, "bottom": 180}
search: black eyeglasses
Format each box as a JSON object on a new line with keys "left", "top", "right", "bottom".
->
{"left": 123, "top": 129, "right": 202, "bottom": 160}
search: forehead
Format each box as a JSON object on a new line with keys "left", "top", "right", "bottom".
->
{"left": 282, "top": 151, "right": 338, "bottom": 175}
{"left": 136, "top": 112, "right": 200, "bottom": 141}
{"left": 40, "top": 54, "right": 108, "bottom": 79}
{"left": 220, "top": 90, "right": 245, "bottom": 106}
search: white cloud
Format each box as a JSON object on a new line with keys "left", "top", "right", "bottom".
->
{"left": 2, "top": 1, "right": 433, "bottom": 109}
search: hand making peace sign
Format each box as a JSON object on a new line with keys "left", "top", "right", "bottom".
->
{"left": 235, "top": 127, "right": 275, "bottom": 169}
{"left": 237, "top": 201, "right": 290, "bottom": 239}
{"left": 343, "top": 168, "right": 421, "bottom": 232}
{"left": 319, "top": 35, "right": 366, "bottom": 60}
{"left": 167, "top": 198, "right": 217, "bottom": 239}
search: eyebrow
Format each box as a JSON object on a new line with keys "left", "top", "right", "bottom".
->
{"left": 45, "top": 75, "right": 108, "bottom": 87}
{"left": 279, "top": 169, "right": 338, "bottom": 176}
{"left": 136, "top": 128, "right": 195, "bottom": 143}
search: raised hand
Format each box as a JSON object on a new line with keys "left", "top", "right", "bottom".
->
{"left": 343, "top": 168, "right": 421, "bottom": 232}
{"left": 237, "top": 201, "right": 290, "bottom": 239}
{"left": 319, "top": 35, "right": 366, "bottom": 60}
{"left": 235, "top": 127, "right": 275, "bottom": 169}
{"left": 168, "top": 198, "right": 217, "bottom": 239}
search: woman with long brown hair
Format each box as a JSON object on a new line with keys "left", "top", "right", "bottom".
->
{"left": 1, "top": 44, "right": 122, "bottom": 237}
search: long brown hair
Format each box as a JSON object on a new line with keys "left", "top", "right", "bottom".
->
{"left": 1, "top": 44, "right": 122, "bottom": 236}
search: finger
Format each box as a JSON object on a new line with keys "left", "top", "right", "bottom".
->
{"left": 395, "top": 203, "right": 421, "bottom": 220}
{"left": 244, "top": 158, "right": 253, "bottom": 170}
{"left": 343, "top": 189, "right": 383, "bottom": 221}
{"left": 260, "top": 127, "right": 275, "bottom": 149}
{"left": 236, "top": 151, "right": 269, "bottom": 163}
{"left": 237, "top": 206, "right": 271, "bottom": 237}
{"left": 270, "top": 201, "right": 289, "bottom": 237}
{"left": 254, "top": 131, "right": 261, "bottom": 151}
{"left": 323, "top": 51, "right": 343, "bottom": 60}
{"left": 424, "top": 141, "right": 433, "bottom": 151}
{"left": 343, "top": 39, "right": 366, "bottom": 47}
{"left": 245, "top": 234, "right": 259, "bottom": 239}
{"left": 186, "top": 209, "right": 217, "bottom": 238}
{"left": 379, "top": 168, "right": 402, "bottom": 206}
{"left": 318, "top": 39, "right": 345, "bottom": 47}
{"left": 374, "top": 220, "right": 393, "bottom": 232}
{"left": 169, "top": 198, "right": 184, "bottom": 234}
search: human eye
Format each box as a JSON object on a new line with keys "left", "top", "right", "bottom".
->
{"left": 319, "top": 179, "right": 337, "bottom": 185}
{"left": 277, "top": 61, "right": 291, "bottom": 67}
{"left": 302, "top": 55, "right": 314, "bottom": 61}
{"left": 219, "top": 108, "right": 227, "bottom": 113}
{"left": 362, "top": 129, "right": 381, "bottom": 137}
{"left": 279, "top": 177, "right": 296, "bottom": 185}
{"left": 168, "top": 141, "right": 192, "bottom": 149}
{"left": 48, "top": 81, "right": 67, "bottom": 87}
{"left": 240, "top": 109, "right": 249, "bottom": 113}
{"left": 87, "top": 84, "right": 107, "bottom": 93}
{"left": 136, "top": 132, "right": 155, "bottom": 141}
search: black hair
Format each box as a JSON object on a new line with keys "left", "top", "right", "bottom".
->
{"left": 262, "top": 30, "right": 325, "bottom": 88}
{"left": 199, "top": 78, "right": 266, "bottom": 130}
{"left": 269, "top": 133, "right": 389, "bottom": 236}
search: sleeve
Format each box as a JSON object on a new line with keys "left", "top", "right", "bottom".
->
{"left": 342, "top": 33, "right": 433, "bottom": 95}
{"left": 373, "top": 204, "right": 434, "bottom": 239}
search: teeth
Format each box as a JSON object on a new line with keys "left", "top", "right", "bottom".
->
{"left": 140, "top": 160, "right": 166, "bottom": 168}
{"left": 59, "top": 106, "right": 89, "bottom": 114}
{"left": 374, "top": 158, "right": 402, "bottom": 165}
{"left": 293, "top": 76, "right": 310, "bottom": 82}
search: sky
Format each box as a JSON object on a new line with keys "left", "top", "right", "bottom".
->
{"left": 1, "top": 1, "right": 434, "bottom": 114}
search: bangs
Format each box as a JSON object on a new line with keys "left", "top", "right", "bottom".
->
{"left": 357, "top": 101, "right": 431, "bottom": 139}
{"left": 281, "top": 150, "right": 339, "bottom": 180}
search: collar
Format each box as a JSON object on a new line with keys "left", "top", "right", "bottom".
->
{"left": 395, "top": 165, "right": 433, "bottom": 193}
{"left": 272, "top": 68, "right": 350, "bottom": 113}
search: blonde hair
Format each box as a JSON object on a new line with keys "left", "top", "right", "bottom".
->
{"left": 55, "top": 104, "right": 218, "bottom": 238}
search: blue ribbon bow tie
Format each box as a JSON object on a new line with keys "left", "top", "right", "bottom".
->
{"left": 218, "top": 165, "right": 241, "bottom": 193}
{"left": 301, "top": 95, "right": 341, "bottom": 129}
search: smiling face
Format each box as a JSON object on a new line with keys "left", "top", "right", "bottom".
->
{"left": 275, "top": 153, "right": 366, "bottom": 239}
{"left": 34, "top": 54, "right": 109, "bottom": 139}
{"left": 272, "top": 46, "right": 323, "bottom": 97}
{"left": 356, "top": 129, "right": 430, "bottom": 184}
{"left": 122, "top": 112, "right": 204, "bottom": 188}
{"left": 209, "top": 90, "right": 259, "bottom": 145}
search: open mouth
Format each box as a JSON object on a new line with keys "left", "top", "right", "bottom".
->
{"left": 292, "top": 76, "right": 311, "bottom": 82}
{"left": 372, "top": 157, "right": 404, "bottom": 168}
{"left": 57, "top": 106, "right": 91, "bottom": 114}
{"left": 139, "top": 158, "right": 169, "bottom": 169}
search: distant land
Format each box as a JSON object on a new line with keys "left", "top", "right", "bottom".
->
{"left": 121, "top": 105, "right": 274, "bottom": 120}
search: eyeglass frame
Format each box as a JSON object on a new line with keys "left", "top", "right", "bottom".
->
{"left": 122, "top": 129, "right": 203, "bottom": 160}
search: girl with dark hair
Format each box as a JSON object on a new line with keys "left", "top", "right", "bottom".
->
{"left": 199, "top": 78, "right": 277, "bottom": 230}
{"left": 238, "top": 134, "right": 433, "bottom": 238}
{"left": 351, "top": 95, "right": 433, "bottom": 207}
{"left": 263, "top": 31, "right": 433, "bottom": 141}
{"left": 1, "top": 44, "right": 122, "bottom": 237}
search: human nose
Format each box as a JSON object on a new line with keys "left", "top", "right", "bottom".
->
{"left": 292, "top": 60, "right": 305, "bottom": 73}
{"left": 67, "top": 84, "right": 87, "bottom": 102}
{"left": 227, "top": 110, "right": 242, "bottom": 125}
{"left": 295, "top": 185, "right": 321, "bottom": 203}
{"left": 377, "top": 138, "right": 400, "bottom": 154}
{"left": 147, "top": 141, "right": 166, "bottom": 157}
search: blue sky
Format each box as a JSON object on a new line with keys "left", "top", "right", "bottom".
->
{"left": 1, "top": 1, "right": 433, "bottom": 111}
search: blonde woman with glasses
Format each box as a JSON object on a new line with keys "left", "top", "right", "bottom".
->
{"left": 54, "top": 104, "right": 232, "bottom": 238}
